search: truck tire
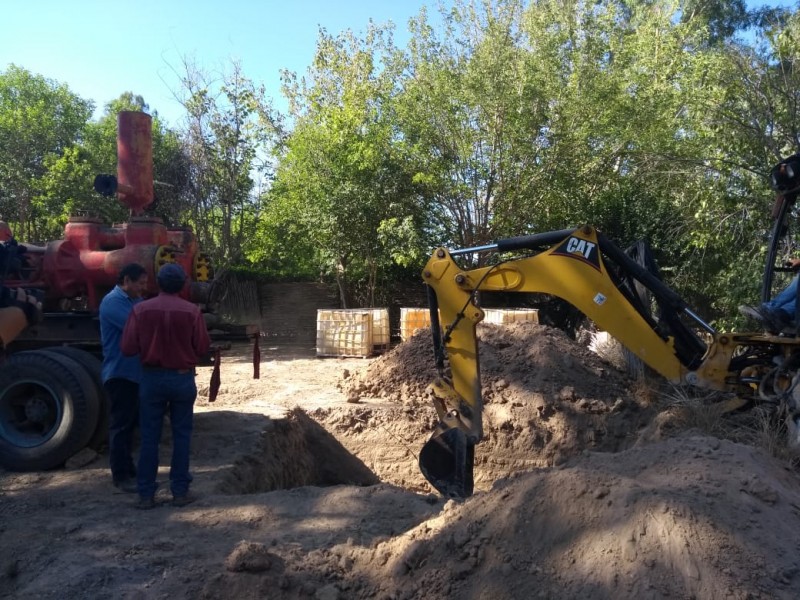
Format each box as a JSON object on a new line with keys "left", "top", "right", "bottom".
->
{"left": 0, "top": 351, "right": 101, "bottom": 471}
{"left": 40, "top": 347, "right": 109, "bottom": 452}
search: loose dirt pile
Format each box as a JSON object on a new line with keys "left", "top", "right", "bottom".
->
{"left": 323, "top": 322, "right": 656, "bottom": 491}
{"left": 202, "top": 434, "right": 800, "bottom": 600}
{"left": 3, "top": 322, "right": 800, "bottom": 599}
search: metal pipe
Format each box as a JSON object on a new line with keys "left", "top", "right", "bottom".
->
{"left": 117, "top": 111, "right": 153, "bottom": 215}
{"left": 449, "top": 229, "right": 577, "bottom": 256}
{"left": 450, "top": 244, "right": 499, "bottom": 256}
{"left": 683, "top": 307, "right": 717, "bottom": 335}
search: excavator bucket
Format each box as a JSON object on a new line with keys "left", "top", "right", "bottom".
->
{"left": 419, "top": 424, "right": 475, "bottom": 498}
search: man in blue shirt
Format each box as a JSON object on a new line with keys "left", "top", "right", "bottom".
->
{"left": 99, "top": 263, "right": 148, "bottom": 493}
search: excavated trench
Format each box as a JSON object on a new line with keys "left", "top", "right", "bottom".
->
{"left": 217, "top": 322, "right": 659, "bottom": 496}
{"left": 218, "top": 408, "right": 379, "bottom": 494}
{"left": 181, "top": 322, "right": 800, "bottom": 600}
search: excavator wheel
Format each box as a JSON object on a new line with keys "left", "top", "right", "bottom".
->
{"left": 419, "top": 425, "right": 475, "bottom": 498}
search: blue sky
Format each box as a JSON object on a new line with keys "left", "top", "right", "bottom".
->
{"left": 0, "top": 0, "right": 438, "bottom": 125}
{"left": 1, "top": 0, "right": 797, "bottom": 127}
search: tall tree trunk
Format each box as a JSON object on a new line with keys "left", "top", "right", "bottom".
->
{"left": 336, "top": 255, "right": 349, "bottom": 308}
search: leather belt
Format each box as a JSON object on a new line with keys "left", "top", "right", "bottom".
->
{"left": 143, "top": 366, "right": 192, "bottom": 375}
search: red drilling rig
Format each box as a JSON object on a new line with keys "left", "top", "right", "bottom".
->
{"left": 0, "top": 111, "right": 252, "bottom": 471}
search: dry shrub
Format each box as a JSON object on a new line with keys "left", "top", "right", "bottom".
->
{"left": 661, "top": 385, "right": 730, "bottom": 436}
{"left": 629, "top": 376, "right": 665, "bottom": 408}
{"left": 732, "top": 406, "right": 800, "bottom": 468}
{"left": 658, "top": 384, "right": 800, "bottom": 467}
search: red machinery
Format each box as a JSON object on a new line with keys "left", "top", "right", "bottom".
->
{"left": 2, "top": 111, "right": 221, "bottom": 349}
{"left": 0, "top": 111, "right": 245, "bottom": 472}
{"left": 6, "top": 111, "right": 211, "bottom": 314}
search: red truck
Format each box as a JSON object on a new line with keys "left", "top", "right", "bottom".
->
{"left": 0, "top": 111, "right": 252, "bottom": 471}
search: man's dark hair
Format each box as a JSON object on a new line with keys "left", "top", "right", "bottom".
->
{"left": 157, "top": 263, "right": 186, "bottom": 294}
{"left": 117, "top": 263, "right": 147, "bottom": 285}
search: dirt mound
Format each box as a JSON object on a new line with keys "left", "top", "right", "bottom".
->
{"left": 224, "top": 541, "right": 282, "bottom": 573}
{"left": 341, "top": 322, "right": 629, "bottom": 404}
{"left": 390, "top": 433, "right": 800, "bottom": 600}
{"left": 338, "top": 328, "right": 437, "bottom": 406}
{"left": 326, "top": 322, "right": 654, "bottom": 491}
{"left": 200, "top": 434, "right": 800, "bottom": 599}
{"left": 6, "top": 331, "right": 800, "bottom": 600}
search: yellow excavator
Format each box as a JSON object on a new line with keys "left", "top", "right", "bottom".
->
{"left": 419, "top": 154, "right": 800, "bottom": 498}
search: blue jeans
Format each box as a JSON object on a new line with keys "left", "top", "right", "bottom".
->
{"left": 104, "top": 378, "right": 138, "bottom": 483}
{"left": 765, "top": 276, "right": 799, "bottom": 318}
{"left": 137, "top": 369, "right": 197, "bottom": 498}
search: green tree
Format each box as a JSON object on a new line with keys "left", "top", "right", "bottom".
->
{"left": 270, "top": 24, "right": 425, "bottom": 305}
{"left": 680, "top": 0, "right": 749, "bottom": 44}
{"left": 397, "top": 0, "right": 703, "bottom": 255}
{"left": 696, "top": 5, "right": 800, "bottom": 321}
{"left": 511, "top": 0, "right": 778, "bottom": 316}
{"left": 394, "top": 0, "right": 548, "bottom": 254}
{"left": 176, "top": 58, "right": 280, "bottom": 267}
{"left": 0, "top": 64, "right": 92, "bottom": 239}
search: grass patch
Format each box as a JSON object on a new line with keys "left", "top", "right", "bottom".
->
{"left": 655, "top": 384, "right": 800, "bottom": 468}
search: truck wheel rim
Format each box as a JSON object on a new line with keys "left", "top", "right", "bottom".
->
{"left": 0, "top": 380, "right": 62, "bottom": 448}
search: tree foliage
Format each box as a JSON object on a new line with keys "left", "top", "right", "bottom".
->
{"left": 175, "top": 58, "right": 281, "bottom": 267}
{"left": 0, "top": 64, "right": 92, "bottom": 240}
{"left": 395, "top": 0, "right": 544, "bottom": 254}
{"left": 268, "top": 24, "right": 425, "bottom": 305}
{"left": 4, "top": 1, "right": 800, "bottom": 326}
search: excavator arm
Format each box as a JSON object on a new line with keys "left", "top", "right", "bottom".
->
{"left": 420, "top": 226, "right": 725, "bottom": 498}
{"left": 419, "top": 158, "right": 800, "bottom": 498}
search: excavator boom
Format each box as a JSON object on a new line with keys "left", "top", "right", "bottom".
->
{"left": 419, "top": 225, "right": 799, "bottom": 498}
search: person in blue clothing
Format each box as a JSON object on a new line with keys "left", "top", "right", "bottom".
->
{"left": 740, "top": 258, "right": 800, "bottom": 332}
{"left": 99, "top": 263, "right": 148, "bottom": 493}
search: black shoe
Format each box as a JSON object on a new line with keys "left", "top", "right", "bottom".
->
{"left": 136, "top": 496, "right": 156, "bottom": 510}
{"left": 113, "top": 478, "right": 138, "bottom": 494}
{"left": 770, "top": 308, "right": 793, "bottom": 330}
{"left": 739, "top": 305, "right": 765, "bottom": 322}
{"left": 739, "top": 305, "right": 793, "bottom": 333}
{"left": 172, "top": 493, "right": 198, "bottom": 508}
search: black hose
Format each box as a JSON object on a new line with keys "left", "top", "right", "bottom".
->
{"left": 427, "top": 284, "right": 446, "bottom": 374}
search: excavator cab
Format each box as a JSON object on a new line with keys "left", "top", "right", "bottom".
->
{"left": 762, "top": 154, "right": 800, "bottom": 321}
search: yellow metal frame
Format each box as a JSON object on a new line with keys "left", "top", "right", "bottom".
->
{"left": 422, "top": 226, "right": 792, "bottom": 442}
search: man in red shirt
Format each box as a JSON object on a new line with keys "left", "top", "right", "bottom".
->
{"left": 121, "top": 263, "right": 211, "bottom": 509}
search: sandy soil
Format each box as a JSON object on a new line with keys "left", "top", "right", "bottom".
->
{"left": 3, "top": 323, "right": 800, "bottom": 599}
